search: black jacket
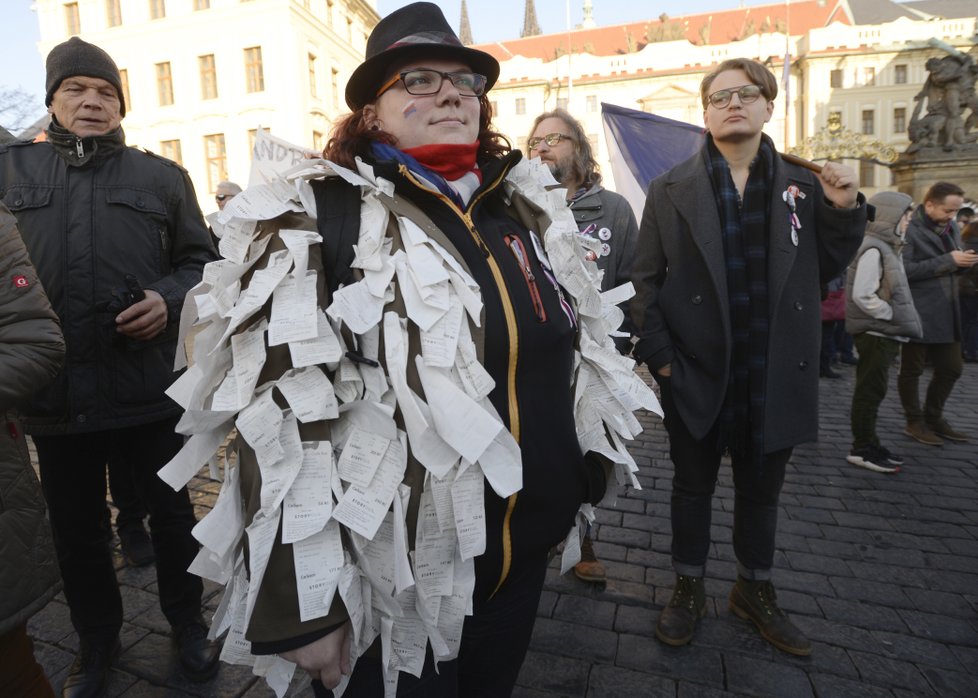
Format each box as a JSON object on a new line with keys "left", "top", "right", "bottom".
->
{"left": 0, "top": 204, "right": 64, "bottom": 634}
{"left": 0, "top": 123, "right": 216, "bottom": 434}
{"left": 243, "top": 152, "right": 597, "bottom": 647}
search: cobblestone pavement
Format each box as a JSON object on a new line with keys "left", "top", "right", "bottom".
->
{"left": 28, "top": 362, "right": 978, "bottom": 696}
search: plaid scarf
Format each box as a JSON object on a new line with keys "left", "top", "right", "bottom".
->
{"left": 705, "top": 134, "right": 775, "bottom": 465}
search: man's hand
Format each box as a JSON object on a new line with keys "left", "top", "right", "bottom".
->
{"left": 657, "top": 363, "right": 672, "bottom": 378}
{"left": 115, "top": 289, "right": 168, "bottom": 340}
{"left": 951, "top": 250, "right": 978, "bottom": 268}
{"left": 818, "top": 162, "right": 859, "bottom": 209}
{"left": 280, "top": 622, "right": 352, "bottom": 690}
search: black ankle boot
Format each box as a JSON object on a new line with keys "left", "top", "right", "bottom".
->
{"left": 174, "top": 618, "right": 220, "bottom": 682}
{"left": 62, "top": 636, "right": 120, "bottom": 698}
{"left": 655, "top": 574, "right": 706, "bottom": 646}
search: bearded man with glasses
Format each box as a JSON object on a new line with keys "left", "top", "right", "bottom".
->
{"left": 631, "top": 57, "right": 868, "bottom": 655}
{"left": 526, "top": 109, "right": 639, "bottom": 585}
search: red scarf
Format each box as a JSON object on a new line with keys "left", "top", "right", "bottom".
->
{"left": 402, "top": 142, "right": 481, "bottom": 183}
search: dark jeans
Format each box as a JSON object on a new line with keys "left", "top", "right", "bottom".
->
{"left": 33, "top": 417, "right": 202, "bottom": 644}
{"left": 851, "top": 334, "right": 901, "bottom": 450}
{"left": 660, "top": 378, "right": 792, "bottom": 580}
{"left": 820, "top": 320, "right": 840, "bottom": 372}
{"left": 0, "top": 623, "right": 55, "bottom": 698}
{"left": 108, "top": 454, "right": 148, "bottom": 533}
{"left": 961, "top": 295, "right": 978, "bottom": 359}
{"left": 316, "top": 553, "right": 549, "bottom": 697}
{"left": 897, "top": 341, "right": 963, "bottom": 424}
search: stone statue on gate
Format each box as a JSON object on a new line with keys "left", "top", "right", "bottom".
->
{"left": 907, "top": 39, "right": 978, "bottom": 153}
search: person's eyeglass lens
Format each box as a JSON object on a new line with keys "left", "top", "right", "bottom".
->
{"left": 376, "top": 69, "right": 487, "bottom": 98}
{"left": 215, "top": 194, "right": 228, "bottom": 201}
{"left": 708, "top": 84, "right": 762, "bottom": 108}
{"left": 528, "top": 133, "right": 573, "bottom": 150}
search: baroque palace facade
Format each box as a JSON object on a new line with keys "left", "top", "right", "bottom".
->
{"left": 477, "top": 0, "right": 978, "bottom": 198}
{"left": 32, "top": 0, "right": 977, "bottom": 206}
{"left": 33, "top": 0, "right": 381, "bottom": 212}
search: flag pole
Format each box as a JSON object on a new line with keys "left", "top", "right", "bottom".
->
{"left": 566, "top": 0, "right": 573, "bottom": 107}
{"left": 784, "top": 0, "right": 790, "bottom": 147}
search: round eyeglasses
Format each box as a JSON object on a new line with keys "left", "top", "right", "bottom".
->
{"left": 527, "top": 133, "right": 575, "bottom": 151}
{"left": 375, "top": 69, "right": 487, "bottom": 98}
{"left": 707, "top": 84, "right": 763, "bottom": 109}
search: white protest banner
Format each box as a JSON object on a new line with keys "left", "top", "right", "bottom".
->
{"left": 248, "top": 127, "right": 319, "bottom": 187}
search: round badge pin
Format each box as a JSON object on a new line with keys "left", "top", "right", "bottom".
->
{"left": 600, "top": 243, "right": 611, "bottom": 257}
{"left": 598, "top": 227, "right": 611, "bottom": 241}
{"left": 791, "top": 228, "right": 799, "bottom": 246}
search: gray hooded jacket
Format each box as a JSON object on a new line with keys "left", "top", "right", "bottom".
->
{"left": 845, "top": 191, "right": 922, "bottom": 339}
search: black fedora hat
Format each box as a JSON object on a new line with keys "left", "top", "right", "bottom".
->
{"left": 345, "top": 1, "right": 500, "bottom": 110}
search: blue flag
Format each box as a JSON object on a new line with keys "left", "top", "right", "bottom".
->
{"left": 601, "top": 103, "right": 704, "bottom": 222}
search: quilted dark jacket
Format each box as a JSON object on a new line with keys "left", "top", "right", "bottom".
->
{"left": 0, "top": 123, "right": 215, "bottom": 433}
{"left": 0, "top": 204, "right": 65, "bottom": 635}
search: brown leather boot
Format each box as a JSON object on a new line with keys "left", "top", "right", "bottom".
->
{"left": 573, "top": 532, "right": 606, "bottom": 583}
{"left": 729, "top": 577, "right": 812, "bottom": 656}
{"left": 926, "top": 419, "right": 969, "bottom": 443}
{"left": 904, "top": 421, "right": 943, "bottom": 446}
{"left": 655, "top": 574, "right": 706, "bottom": 646}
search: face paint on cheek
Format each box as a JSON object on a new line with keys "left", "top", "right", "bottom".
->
{"left": 402, "top": 100, "right": 418, "bottom": 118}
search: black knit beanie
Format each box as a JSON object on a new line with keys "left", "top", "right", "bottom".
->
{"left": 45, "top": 37, "right": 126, "bottom": 116}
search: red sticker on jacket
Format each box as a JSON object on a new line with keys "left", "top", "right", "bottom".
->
{"left": 13, "top": 275, "right": 30, "bottom": 288}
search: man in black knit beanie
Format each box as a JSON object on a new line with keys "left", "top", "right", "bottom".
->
{"left": 0, "top": 36, "right": 219, "bottom": 698}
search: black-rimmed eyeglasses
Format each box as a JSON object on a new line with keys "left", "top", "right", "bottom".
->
{"left": 528, "top": 133, "right": 574, "bottom": 150}
{"left": 375, "top": 69, "right": 488, "bottom": 98}
{"left": 215, "top": 194, "right": 228, "bottom": 201}
{"left": 707, "top": 84, "right": 763, "bottom": 109}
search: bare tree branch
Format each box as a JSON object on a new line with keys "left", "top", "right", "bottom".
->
{"left": 0, "top": 87, "right": 44, "bottom": 135}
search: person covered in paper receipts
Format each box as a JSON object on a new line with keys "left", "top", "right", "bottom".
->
{"left": 166, "top": 3, "right": 659, "bottom": 697}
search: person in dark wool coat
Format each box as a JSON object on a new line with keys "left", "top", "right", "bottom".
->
{"left": 631, "top": 57, "right": 868, "bottom": 657}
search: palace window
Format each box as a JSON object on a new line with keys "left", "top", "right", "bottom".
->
{"left": 65, "top": 3, "right": 81, "bottom": 35}
{"left": 160, "top": 139, "right": 182, "bottom": 165}
{"left": 861, "top": 109, "right": 875, "bottom": 135}
{"left": 156, "top": 62, "right": 174, "bottom": 106}
{"left": 119, "top": 68, "right": 131, "bottom": 109}
{"left": 893, "top": 107, "right": 906, "bottom": 133}
{"left": 204, "top": 134, "right": 228, "bottom": 193}
{"left": 199, "top": 55, "right": 218, "bottom": 100}
{"left": 106, "top": 0, "right": 122, "bottom": 27}
{"left": 308, "top": 54, "right": 318, "bottom": 98}
{"left": 859, "top": 160, "right": 875, "bottom": 188}
{"left": 244, "top": 47, "right": 265, "bottom": 93}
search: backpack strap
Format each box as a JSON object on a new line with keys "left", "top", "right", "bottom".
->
{"left": 311, "top": 176, "right": 362, "bottom": 294}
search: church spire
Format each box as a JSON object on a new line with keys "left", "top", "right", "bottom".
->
{"left": 581, "top": 0, "right": 596, "bottom": 28}
{"left": 521, "top": 0, "right": 541, "bottom": 38}
{"left": 459, "top": 0, "right": 473, "bottom": 45}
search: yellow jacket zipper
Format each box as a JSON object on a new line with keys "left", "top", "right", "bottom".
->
{"left": 397, "top": 165, "right": 520, "bottom": 596}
